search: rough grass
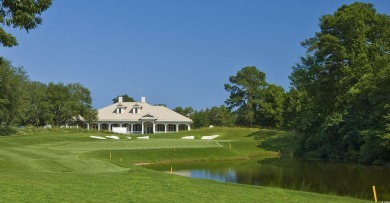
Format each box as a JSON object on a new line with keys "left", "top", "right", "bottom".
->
{"left": 0, "top": 128, "right": 370, "bottom": 202}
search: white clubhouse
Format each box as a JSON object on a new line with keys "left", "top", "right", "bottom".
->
{"left": 92, "top": 96, "right": 192, "bottom": 134}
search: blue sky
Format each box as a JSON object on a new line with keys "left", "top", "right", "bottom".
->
{"left": 2, "top": 1, "right": 389, "bottom": 110}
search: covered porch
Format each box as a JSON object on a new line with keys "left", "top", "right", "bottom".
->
{"left": 92, "top": 122, "right": 191, "bottom": 134}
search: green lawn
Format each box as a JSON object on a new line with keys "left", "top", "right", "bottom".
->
{"left": 0, "top": 128, "right": 370, "bottom": 202}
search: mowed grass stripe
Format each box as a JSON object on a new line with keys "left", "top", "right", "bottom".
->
{"left": 51, "top": 139, "right": 223, "bottom": 151}
{"left": 0, "top": 159, "right": 128, "bottom": 173}
{"left": 0, "top": 145, "right": 71, "bottom": 161}
{"left": 0, "top": 138, "right": 132, "bottom": 173}
{"left": 0, "top": 149, "right": 11, "bottom": 160}
{"left": 0, "top": 149, "right": 130, "bottom": 173}
{"left": 0, "top": 159, "right": 72, "bottom": 172}
{"left": 81, "top": 147, "right": 245, "bottom": 164}
{"left": 0, "top": 148, "right": 40, "bottom": 160}
{"left": 2, "top": 147, "right": 61, "bottom": 160}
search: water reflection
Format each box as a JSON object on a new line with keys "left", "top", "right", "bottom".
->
{"left": 191, "top": 168, "right": 237, "bottom": 182}
{"left": 144, "top": 158, "right": 390, "bottom": 200}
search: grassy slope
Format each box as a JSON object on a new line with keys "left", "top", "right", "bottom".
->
{"left": 0, "top": 128, "right": 369, "bottom": 203}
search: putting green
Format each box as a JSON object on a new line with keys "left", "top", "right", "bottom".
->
{"left": 51, "top": 139, "right": 223, "bottom": 151}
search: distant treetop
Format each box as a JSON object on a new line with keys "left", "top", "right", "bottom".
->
{"left": 112, "top": 94, "right": 135, "bottom": 103}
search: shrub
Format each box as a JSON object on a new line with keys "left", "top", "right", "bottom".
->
{"left": 0, "top": 125, "right": 17, "bottom": 136}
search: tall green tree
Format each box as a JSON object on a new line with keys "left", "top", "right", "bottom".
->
{"left": 22, "top": 81, "right": 51, "bottom": 126}
{"left": 224, "top": 66, "right": 266, "bottom": 126}
{"left": 0, "top": 0, "right": 52, "bottom": 47}
{"left": 282, "top": 88, "right": 302, "bottom": 130}
{"left": 46, "top": 82, "right": 96, "bottom": 126}
{"left": 290, "top": 3, "right": 390, "bottom": 164}
{"left": 46, "top": 83, "right": 73, "bottom": 126}
{"left": 0, "top": 57, "right": 28, "bottom": 126}
{"left": 18, "top": 81, "right": 97, "bottom": 127}
{"left": 191, "top": 110, "right": 210, "bottom": 129}
{"left": 67, "top": 83, "right": 97, "bottom": 125}
{"left": 258, "top": 84, "right": 285, "bottom": 128}
{"left": 208, "top": 105, "right": 235, "bottom": 127}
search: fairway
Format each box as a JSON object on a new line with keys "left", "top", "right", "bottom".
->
{"left": 0, "top": 144, "right": 129, "bottom": 173}
{"left": 0, "top": 129, "right": 370, "bottom": 202}
{"left": 51, "top": 139, "right": 223, "bottom": 151}
{"left": 0, "top": 136, "right": 222, "bottom": 173}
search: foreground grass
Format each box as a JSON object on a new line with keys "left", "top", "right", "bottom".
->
{"left": 0, "top": 128, "right": 370, "bottom": 202}
{"left": 0, "top": 167, "right": 369, "bottom": 203}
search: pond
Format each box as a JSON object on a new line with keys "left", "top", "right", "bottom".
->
{"left": 144, "top": 157, "right": 390, "bottom": 200}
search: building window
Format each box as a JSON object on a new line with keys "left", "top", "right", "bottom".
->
{"left": 134, "top": 124, "right": 142, "bottom": 131}
{"left": 158, "top": 125, "right": 164, "bottom": 131}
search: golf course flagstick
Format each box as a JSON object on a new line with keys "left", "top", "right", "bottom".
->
{"left": 372, "top": 185, "right": 377, "bottom": 202}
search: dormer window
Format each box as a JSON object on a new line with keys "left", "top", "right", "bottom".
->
{"left": 132, "top": 103, "right": 142, "bottom": 114}
{"left": 116, "top": 104, "right": 126, "bottom": 114}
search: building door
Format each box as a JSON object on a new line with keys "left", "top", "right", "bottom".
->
{"left": 146, "top": 125, "right": 153, "bottom": 134}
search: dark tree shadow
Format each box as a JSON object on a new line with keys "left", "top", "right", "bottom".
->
{"left": 246, "top": 129, "right": 297, "bottom": 155}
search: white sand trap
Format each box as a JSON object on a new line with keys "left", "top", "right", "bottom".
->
{"left": 127, "top": 136, "right": 132, "bottom": 139}
{"left": 201, "top": 135, "right": 219, "bottom": 140}
{"left": 182, "top": 136, "right": 195, "bottom": 139}
{"left": 105, "top": 135, "right": 120, "bottom": 140}
{"left": 137, "top": 136, "right": 150, "bottom": 139}
{"left": 90, "top": 135, "right": 106, "bottom": 140}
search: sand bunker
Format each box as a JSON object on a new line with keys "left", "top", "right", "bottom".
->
{"left": 90, "top": 135, "right": 106, "bottom": 139}
{"left": 105, "top": 135, "right": 120, "bottom": 140}
{"left": 201, "top": 135, "right": 219, "bottom": 140}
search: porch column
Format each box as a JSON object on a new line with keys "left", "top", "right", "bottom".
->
{"left": 108, "top": 123, "right": 112, "bottom": 131}
{"left": 164, "top": 124, "right": 168, "bottom": 133}
{"left": 130, "top": 124, "right": 134, "bottom": 134}
{"left": 97, "top": 124, "right": 101, "bottom": 130}
{"left": 187, "top": 124, "right": 191, "bottom": 131}
{"left": 87, "top": 124, "right": 90, "bottom": 130}
{"left": 153, "top": 123, "right": 156, "bottom": 134}
{"left": 141, "top": 122, "right": 144, "bottom": 134}
{"left": 176, "top": 124, "right": 179, "bottom": 132}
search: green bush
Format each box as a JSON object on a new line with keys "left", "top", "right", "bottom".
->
{"left": 0, "top": 125, "right": 17, "bottom": 136}
{"left": 359, "top": 132, "right": 388, "bottom": 164}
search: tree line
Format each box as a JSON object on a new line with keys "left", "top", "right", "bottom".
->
{"left": 290, "top": 3, "right": 390, "bottom": 165}
{"left": 173, "top": 3, "right": 390, "bottom": 165}
{"left": 174, "top": 66, "right": 290, "bottom": 128}
{"left": 0, "top": 57, "right": 97, "bottom": 134}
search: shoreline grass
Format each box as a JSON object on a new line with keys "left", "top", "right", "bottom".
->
{"left": 0, "top": 127, "right": 371, "bottom": 202}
